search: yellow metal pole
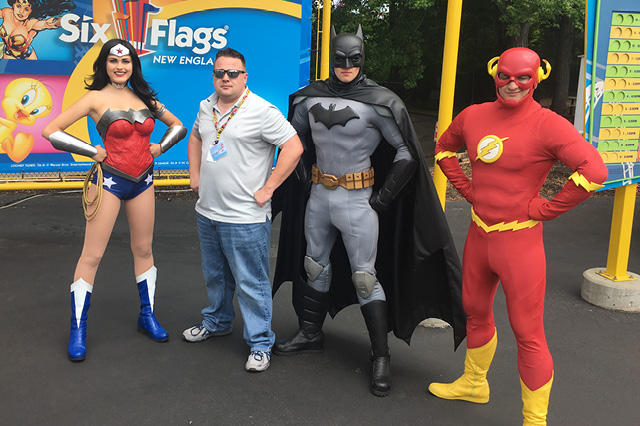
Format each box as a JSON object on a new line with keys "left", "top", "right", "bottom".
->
{"left": 596, "top": 183, "right": 638, "bottom": 282}
{"left": 320, "top": 0, "right": 331, "bottom": 80}
{"left": 314, "top": 4, "right": 322, "bottom": 81}
{"left": 434, "top": 0, "right": 464, "bottom": 210}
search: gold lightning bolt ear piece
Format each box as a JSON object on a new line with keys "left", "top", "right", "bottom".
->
{"left": 538, "top": 59, "right": 551, "bottom": 82}
{"left": 487, "top": 56, "right": 500, "bottom": 78}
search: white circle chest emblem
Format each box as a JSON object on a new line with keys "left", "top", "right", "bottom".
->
{"left": 476, "top": 135, "right": 509, "bottom": 163}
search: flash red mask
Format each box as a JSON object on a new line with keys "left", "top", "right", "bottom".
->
{"left": 487, "top": 47, "right": 551, "bottom": 107}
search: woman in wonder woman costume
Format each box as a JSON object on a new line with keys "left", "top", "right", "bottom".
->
{"left": 42, "top": 39, "right": 187, "bottom": 362}
{"left": 429, "top": 47, "right": 608, "bottom": 425}
{"left": 0, "top": 0, "right": 75, "bottom": 60}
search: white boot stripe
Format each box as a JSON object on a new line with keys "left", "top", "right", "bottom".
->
{"left": 136, "top": 266, "right": 157, "bottom": 312}
{"left": 70, "top": 278, "right": 92, "bottom": 328}
{"left": 136, "top": 265, "right": 157, "bottom": 283}
{"left": 70, "top": 278, "right": 93, "bottom": 294}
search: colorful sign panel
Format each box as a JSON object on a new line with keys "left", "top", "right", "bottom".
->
{"left": 584, "top": 0, "right": 640, "bottom": 189}
{"left": 0, "top": 0, "right": 311, "bottom": 176}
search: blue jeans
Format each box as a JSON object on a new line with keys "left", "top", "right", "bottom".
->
{"left": 196, "top": 213, "right": 275, "bottom": 353}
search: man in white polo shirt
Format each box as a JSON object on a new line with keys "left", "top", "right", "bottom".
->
{"left": 183, "top": 48, "right": 302, "bottom": 372}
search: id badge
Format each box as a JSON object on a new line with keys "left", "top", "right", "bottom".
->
{"left": 207, "top": 141, "right": 228, "bottom": 163}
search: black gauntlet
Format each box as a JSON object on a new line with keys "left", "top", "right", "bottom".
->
{"left": 369, "top": 158, "right": 416, "bottom": 211}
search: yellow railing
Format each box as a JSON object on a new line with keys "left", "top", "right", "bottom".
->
{"left": 0, "top": 172, "right": 190, "bottom": 190}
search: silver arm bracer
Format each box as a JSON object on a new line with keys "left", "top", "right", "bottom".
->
{"left": 49, "top": 131, "right": 98, "bottom": 158}
{"left": 159, "top": 125, "right": 187, "bottom": 153}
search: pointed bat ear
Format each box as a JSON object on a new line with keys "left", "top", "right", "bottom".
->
{"left": 331, "top": 26, "right": 337, "bottom": 39}
{"left": 356, "top": 24, "right": 363, "bottom": 39}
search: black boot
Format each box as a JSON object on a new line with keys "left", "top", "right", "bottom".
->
{"left": 361, "top": 300, "right": 391, "bottom": 397}
{"left": 273, "top": 284, "right": 329, "bottom": 356}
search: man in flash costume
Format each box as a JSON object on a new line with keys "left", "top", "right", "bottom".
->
{"left": 429, "top": 47, "right": 607, "bottom": 425}
{"left": 272, "top": 26, "right": 466, "bottom": 397}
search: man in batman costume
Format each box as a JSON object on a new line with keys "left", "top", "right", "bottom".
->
{"left": 271, "top": 26, "right": 465, "bottom": 397}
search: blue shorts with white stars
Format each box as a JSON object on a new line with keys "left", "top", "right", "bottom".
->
{"left": 92, "top": 167, "right": 153, "bottom": 201}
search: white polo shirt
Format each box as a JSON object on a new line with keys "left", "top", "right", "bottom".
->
{"left": 192, "top": 88, "right": 297, "bottom": 224}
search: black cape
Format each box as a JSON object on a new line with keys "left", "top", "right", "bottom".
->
{"left": 272, "top": 77, "right": 466, "bottom": 349}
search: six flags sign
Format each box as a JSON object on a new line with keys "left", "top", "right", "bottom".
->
{"left": 58, "top": 0, "right": 228, "bottom": 56}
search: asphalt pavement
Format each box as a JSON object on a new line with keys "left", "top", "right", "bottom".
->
{"left": 0, "top": 190, "right": 638, "bottom": 425}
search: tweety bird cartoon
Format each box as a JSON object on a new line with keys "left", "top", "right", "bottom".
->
{"left": 0, "top": 77, "right": 52, "bottom": 162}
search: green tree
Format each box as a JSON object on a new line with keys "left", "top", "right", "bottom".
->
{"left": 331, "top": 0, "right": 435, "bottom": 90}
{"left": 492, "top": 0, "right": 585, "bottom": 118}
{"left": 308, "top": 0, "right": 585, "bottom": 118}
{"left": 546, "top": 0, "right": 584, "bottom": 119}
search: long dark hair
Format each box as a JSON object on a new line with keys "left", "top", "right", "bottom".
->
{"left": 9, "top": 0, "right": 76, "bottom": 20}
{"left": 85, "top": 39, "right": 159, "bottom": 113}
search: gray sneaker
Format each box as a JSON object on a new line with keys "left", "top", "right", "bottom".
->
{"left": 182, "top": 323, "right": 232, "bottom": 342}
{"left": 245, "top": 351, "right": 271, "bottom": 372}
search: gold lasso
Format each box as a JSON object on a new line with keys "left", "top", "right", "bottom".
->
{"left": 82, "top": 162, "right": 103, "bottom": 221}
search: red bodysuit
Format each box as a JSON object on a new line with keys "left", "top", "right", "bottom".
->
{"left": 96, "top": 108, "right": 155, "bottom": 180}
{"left": 436, "top": 96, "right": 608, "bottom": 390}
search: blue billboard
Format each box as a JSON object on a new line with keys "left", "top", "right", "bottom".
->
{"left": 0, "top": 0, "right": 312, "bottom": 176}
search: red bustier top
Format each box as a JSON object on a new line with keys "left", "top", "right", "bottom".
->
{"left": 96, "top": 108, "right": 155, "bottom": 179}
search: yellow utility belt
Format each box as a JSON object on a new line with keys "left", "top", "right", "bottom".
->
{"left": 471, "top": 207, "right": 539, "bottom": 233}
{"left": 311, "top": 164, "right": 375, "bottom": 190}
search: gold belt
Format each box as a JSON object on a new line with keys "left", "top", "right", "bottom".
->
{"left": 471, "top": 207, "right": 539, "bottom": 233}
{"left": 311, "top": 164, "right": 374, "bottom": 190}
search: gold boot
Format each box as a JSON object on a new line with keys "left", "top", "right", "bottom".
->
{"left": 428, "top": 330, "right": 497, "bottom": 404}
{"left": 521, "top": 374, "right": 553, "bottom": 426}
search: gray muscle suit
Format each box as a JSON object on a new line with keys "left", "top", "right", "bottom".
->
{"left": 273, "top": 26, "right": 418, "bottom": 397}
{"left": 291, "top": 97, "right": 412, "bottom": 303}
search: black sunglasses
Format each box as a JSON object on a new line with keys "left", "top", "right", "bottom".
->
{"left": 213, "top": 69, "right": 246, "bottom": 79}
